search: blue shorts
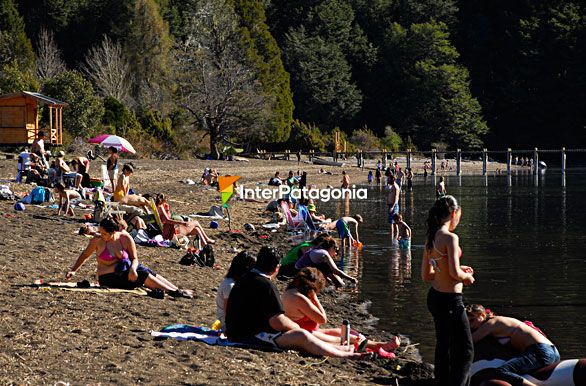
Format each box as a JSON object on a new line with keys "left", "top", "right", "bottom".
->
{"left": 336, "top": 219, "right": 350, "bottom": 239}
{"left": 388, "top": 204, "right": 399, "bottom": 224}
{"left": 399, "top": 238, "right": 411, "bottom": 250}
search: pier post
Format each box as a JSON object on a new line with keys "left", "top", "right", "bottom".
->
{"left": 456, "top": 149, "right": 462, "bottom": 176}
{"left": 506, "top": 148, "right": 512, "bottom": 175}
{"left": 406, "top": 149, "right": 412, "bottom": 170}
{"left": 482, "top": 148, "right": 488, "bottom": 176}
{"left": 431, "top": 149, "right": 437, "bottom": 176}
{"left": 561, "top": 147, "right": 566, "bottom": 174}
{"left": 382, "top": 149, "right": 387, "bottom": 169}
{"left": 286, "top": 150, "right": 290, "bottom": 161}
{"left": 333, "top": 149, "right": 337, "bottom": 162}
{"left": 533, "top": 147, "right": 539, "bottom": 175}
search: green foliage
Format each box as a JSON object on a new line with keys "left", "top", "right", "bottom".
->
{"left": 0, "top": 0, "right": 35, "bottom": 71}
{"left": 287, "top": 120, "right": 328, "bottom": 151}
{"left": 43, "top": 70, "right": 104, "bottom": 139}
{"left": 231, "top": 0, "right": 294, "bottom": 142}
{"left": 102, "top": 96, "right": 142, "bottom": 137}
{"left": 350, "top": 128, "right": 380, "bottom": 151}
{"left": 139, "top": 110, "right": 176, "bottom": 145}
{"left": 380, "top": 126, "right": 403, "bottom": 152}
{"left": 377, "top": 21, "right": 488, "bottom": 149}
{"left": 0, "top": 60, "right": 40, "bottom": 94}
{"left": 285, "top": 28, "right": 362, "bottom": 128}
{"left": 124, "top": 0, "right": 173, "bottom": 113}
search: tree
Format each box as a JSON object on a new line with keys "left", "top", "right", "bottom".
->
{"left": 35, "top": 27, "right": 66, "bottom": 81}
{"left": 376, "top": 21, "right": 488, "bottom": 149}
{"left": 0, "top": 0, "right": 35, "bottom": 70}
{"left": 124, "top": 0, "right": 173, "bottom": 113}
{"left": 284, "top": 27, "right": 362, "bottom": 128}
{"left": 174, "top": 0, "right": 268, "bottom": 159}
{"left": 43, "top": 71, "right": 104, "bottom": 139}
{"left": 231, "top": 0, "right": 294, "bottom": 142}
{"left": 0, "top": 60, "right": 39, "bottom": 94}
{"left": 83, "top": 35, "right": 131, "bottom": 104}
{"left": 350, "top": 128, "right": 380, "bottom": 151}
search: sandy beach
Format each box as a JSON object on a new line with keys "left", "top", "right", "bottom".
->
{"left": 0, "top": 156, "right": 509, "bottom": 385}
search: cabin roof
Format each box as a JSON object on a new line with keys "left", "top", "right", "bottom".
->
{"left": 0, "top": 91, "right": 68, "bottom": 107}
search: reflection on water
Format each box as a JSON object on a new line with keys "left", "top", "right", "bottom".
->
{"left": 322, "top": 171, "right": 586, "bottom": 361}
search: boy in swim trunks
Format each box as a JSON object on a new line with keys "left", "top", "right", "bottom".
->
{"left": 320, "top": 215, "right": 363, "bottom": 250}
{"left": 393, "top": 213, "right": 412, "bottom": 249}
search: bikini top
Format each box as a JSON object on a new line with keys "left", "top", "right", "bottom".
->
{"left": 98, "top": 241, "right": 129, "bottom": 262}
{"left": 429, "top": 243, "right": 462, "bottom": 272}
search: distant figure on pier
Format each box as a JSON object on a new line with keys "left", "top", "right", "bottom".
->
{"left": 405, "top": 168, "right": 414, "bottom": 191}
{"left": 375, "top": 166, "right": 382, "bottom": 186}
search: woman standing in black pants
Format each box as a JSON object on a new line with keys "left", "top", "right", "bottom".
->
{"left": 421, "top": 196, "right": 476, "bottom": 385}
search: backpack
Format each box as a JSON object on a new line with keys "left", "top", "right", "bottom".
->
{"left": 30, "top": 186, "right": 47, "bottom": 204}
{"left": 93, "top": 200, "right": 112, "bottom": 223}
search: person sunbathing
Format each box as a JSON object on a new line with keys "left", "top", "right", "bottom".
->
{"left": 112, "top": 163, "right": 151, "bottom": 212}
{"left": 466, "top": 304, "right": 560, "bottom": 386}
{"left": 155, "top": 193, "right": 215, "bottom": 245}
{"left": 65, "top": 217, "right": 192, "bottom": 297}
{"left": 282, "top": 268, "right": 400, "bottom": 356}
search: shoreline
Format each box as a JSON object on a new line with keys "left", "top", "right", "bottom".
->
{"left": 0, "top": 157, "right": 439, "bottom": 384}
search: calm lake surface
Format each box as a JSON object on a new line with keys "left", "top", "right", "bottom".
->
{"left": 321, "top": 170, "right": 586, "bottom": 361}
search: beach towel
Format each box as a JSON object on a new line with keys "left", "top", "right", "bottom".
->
{"left": 25, "top": 281, "right": 148, "bottom": 295}
{"left": 189, "top": 205, "right": 224, "bottom": 220}
{"left": 151, "top": 324, "right": 282, "bottom": 351}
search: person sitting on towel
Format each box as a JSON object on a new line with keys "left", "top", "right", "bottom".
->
{"left": 65, "top": 217, "right": 192, "bottom": 297}
{"left": 225, "top": 246, "right": 370, "bottom": 359}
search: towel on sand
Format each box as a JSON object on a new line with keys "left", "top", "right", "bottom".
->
{"left": 151, "top": 324, "right": 281, "bottom": 351}
{"left": 27, "top": 281, "right": 148, "bottom": 295}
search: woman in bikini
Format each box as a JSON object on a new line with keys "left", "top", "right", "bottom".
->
{"left": 281, "top": 268, "right": 400, "bottom": 357}
{"left": 65, "top": 217, "right": 192, "bottom": 297}
{"left": 112, "top": 163, "right": 151, "bottom": 212}
{"left": 155, "top": 193, "right": 215, "bottom": 245}
{"left": 421, "top": 195, "right": 475, "bottom": 386}
{"left": 466, "top": 304, "right": 559, "bottom": 386}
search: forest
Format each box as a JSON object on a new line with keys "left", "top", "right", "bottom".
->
{"left": 1, "top": 0, "right": 584, "bottom": 157}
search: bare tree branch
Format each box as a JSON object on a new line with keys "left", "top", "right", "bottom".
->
{"left": 35, "top": 27, "right": 66, "bottom": 80}
{"left": 82, "top": 35, "right": 132, "bottom": 105}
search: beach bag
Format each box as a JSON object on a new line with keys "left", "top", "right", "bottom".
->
{"left": 93, "top": 201, "right": 112, "bottom": 223}
{"left": 180, "top": 245, "right": 215, "bottom": 267}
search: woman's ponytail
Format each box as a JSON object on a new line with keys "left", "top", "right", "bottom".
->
{"left": 425, "top": 195, "right": 460, "bottom": 250}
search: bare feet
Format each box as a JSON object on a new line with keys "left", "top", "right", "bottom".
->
{"left": 381, "top": 335, "right": 401, "bottom": 351}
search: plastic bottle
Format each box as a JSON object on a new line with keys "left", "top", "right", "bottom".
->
{"left": 341, "top": 319, "right": 350, "bottom": 346}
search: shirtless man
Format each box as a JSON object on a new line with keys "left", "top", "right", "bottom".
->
{"left": 54, "top": 182, "right": 81, "bottom": 216}
{"left": 55, "top": 151, "right": 82, "bottom": 189}
{"left": 387, "top": 175, "right": 401, "bottom": 243}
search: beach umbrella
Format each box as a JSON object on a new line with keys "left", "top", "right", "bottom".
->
{"left": 87, "top": 134, "right": 136, "bottom": 154}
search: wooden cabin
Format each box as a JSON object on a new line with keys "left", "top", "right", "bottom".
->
{"left": 0, "top": 91, "right": 67, "bottom": 145}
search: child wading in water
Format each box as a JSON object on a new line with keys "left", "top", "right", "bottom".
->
{"left": 320, "top": 215, "right": 363, "bottom": 250}
{"left": 393, "top": 213, "right": 412, "bottom": 250}
{"left": 421, "top": 195, "right": 475, "bottom": 386}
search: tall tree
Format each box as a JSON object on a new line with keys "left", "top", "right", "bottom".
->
{"left": 231, "top": 0, "right": 293, "bottom": 142}
{"left": 124, "top": 0, "right": 173, "bottom": 114}
{"left": 0, "top": 0, "right": 35, "bottom": 71}
{"left": 175, "top": 0, "right": 268, "bottom": 159}
{"left": 83, "top": 35, "right": 132, "bottom": 104}
{"left": 35, "top": 27, "right": 67, "bottom": 81}
{"left": 378, "top": 21, "right": 488, "bottom": 149}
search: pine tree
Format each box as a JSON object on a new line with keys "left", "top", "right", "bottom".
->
{"left": 0, "top": 0, "right": 35, "bottom": 71}
{"left": 231, "top": 0, "right": 294, "bottom": 142}
{"left": 124, "top": 0, "right": 173, "bottom": 114}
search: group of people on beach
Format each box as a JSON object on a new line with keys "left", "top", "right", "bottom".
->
{"left": 16, "top": 143, "right": 562, "bottom": 382}
{"left": 422, "top": 195, "right": 559, "bottom": 386}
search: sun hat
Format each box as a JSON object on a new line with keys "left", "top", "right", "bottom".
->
{"left": 307, "top": 204, "right": 316, "bottom": 212}
{"left": 57, "top": 150, "right": 65, "bottom": 157}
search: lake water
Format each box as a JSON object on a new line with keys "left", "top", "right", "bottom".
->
{"left": 321, "top": 170, "right": 586, "bottom": 361}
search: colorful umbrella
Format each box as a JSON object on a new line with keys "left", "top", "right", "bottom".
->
{"left": 88, "top": 134, "right": 136, "bottom": 154}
